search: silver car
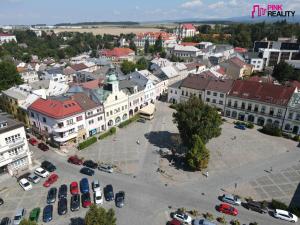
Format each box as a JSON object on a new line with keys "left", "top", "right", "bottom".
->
{"left": 192, "top": 219, "right": 216, "bottom": 225}
{"left": 98, "top": 164, "right": 113, "bottom": 173}
{"left": 13, "top": 208, "right": 26, "bottom": 225}
{"left": 27, "top": 173, "right": 41, "bottom": 184}
{"left": 221, "top": 194, "right": 241, "bottom": 206}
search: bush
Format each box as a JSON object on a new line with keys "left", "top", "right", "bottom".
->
{"left": 249, "top": 223, "right": 258, "bottom": 225}
{"left": 289, "top": 205, "right": 300, "bottom": 217}
{"left": 293, "top": 135, "right": 300, "bottom": 142}
{"left": 99, "top": 127, "right": 116, "bottom": 140}
{"left": 247, "top": 122, "right": 254, "bottom": 129}
{"left": 203, "top": 212, "right": 214, "bottom": 221}
{"left": 282, "top": 133, "right": 293, "bottom": 139}
{"left": 270, "top": 199, "right": 288, "bottom": 210}
{"left": 78, "top": 137, "right": 97, "bottom": 150}
{"left": 217, "top": 216, "right": 227, "bottom": 224}
{"left": 260, "top": 124, "right": 282, "bottom": 137}
{"left": 230, "top": 219, "right": 240, "bottom": 225}
{"left": 118, "top": 114, "right": 140, "bottom": 128}
{"left": 169, "top": 104, "right": 177, "bottom": 109}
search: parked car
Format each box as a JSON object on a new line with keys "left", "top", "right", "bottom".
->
{"left": 192, "top": 219, "right": 216, "bottom": 225}
{"left": 83, "top": 160, "right": 98, "bottom": 169}
{"left": 115, "top": 191, "right": 125, "bottom": 208}
{"left": 38, "top": 142, "right": 49, "bottom": 151}
{"left": 70, "top": 181, "right": 79, "bottom": 195}
{"left": 173, "top": 212, "right": 192, "bottom": 224}
{"left": 43, "top": 173, "right": 58, "bottom": 187}
{"left": 137, "top": 118, "right": 146, "bottom": 123}
{"left": 273, "top": 209, "right": 298, "bottom": 223}
{"left": 104, "top": 184, "right": 114, "bottom": 201}
{"left": 92, "top": 179, "right": 101, "bottom": 192}
{"left": 29, "top": 208, "right": 40, "bottom": 222}
{"left": 16, "top": 172, "right": 30, "bottom": 182}
{"left": 43, "top": 205, "right": 53, "bottom": 223}
{"left": 34, "top": 167, "right": 49, "bottom": 178}
{"left": 218, "top": 203, "right": 238, "bottom": 216}
{"left": 0, "top": 217, "right": 11, "bottom": 225}
{"left": 98, "top": 164, "right": 114, "bottom": 173}
{"left": 13, "top": 208, "right": 26, "bottom": 225}
{"left": 58, "top": 184, "right": 68, "bottom": 199}
{"left": 47, "top": 187, "right": 57, "bottom": 204}
{"left": 29, "top": 138, "right": 38, "bottom": 146}
{"left": 234, "top": 124, "right": 246, "bottom": 130}
{"left": 94, "top": 190, "right": 103, "bottom": 205}
{"left": 82, "top": 192, "right": 92, "bottom": 208}
{"left": 0, "top": 198, "right": 3, "bottom": 206}
{"left": 19, "top": 178, "right": 32, "bottom": 191}
{"left": 243, "top": 200, "right": 268, "bottom": 214}
{"left": 80, "top": 167, "right": 95, "bottom": 176}
{"left": 68, "top": 155, "right": 83, "bottom": 165}
{"left": 221, "top": 194, "right": 241, "bottom": 206}
{"left": 41, "top": 161, "right": 56, "bottom": 172}
{"left": 27, "top": 173, "right": 40, "bottom": 184}
{"left": 80, "top": 178, "right": 90, "bottom": 194}
{"left": 168, "top": 219, "right": 183, "bottom": 225}
{"left": 58, "top": 198, "right": 68, "bottom": 215}
{"left": 70, "top": 194, "right": 80, "bottom": 211}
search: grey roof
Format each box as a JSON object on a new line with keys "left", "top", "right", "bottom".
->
{"left": 288, "top": 92, "right": 300, "bottom": 109}
{"left": 46, "top": 67, "right": 63, "bottom": 74}
{"left": 2, "top": 88, "right": 28, "bottom": 100}
{"left": 67, "top": 85, "right": 85, "bottom": 94}
{"left": 119, "top": 79, "right": 143, "bottom": 94}
{"left": 128, "top": 71, "right": 148, "bottom": 87}
{"left": 90, "top": 88, "right": 111, "bottom": 103}
{"left": 243, "top": 52, "right": 260, "bottom": 59}
{"left": 0, "top": 114, "right": 24, "bottom": 135}
{"left": 169, "top": 80, "right": 183, "bottom": 89}
{"left": 28, "top": 80, "right": 51, "bottom": 90}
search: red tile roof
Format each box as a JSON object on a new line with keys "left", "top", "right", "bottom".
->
{"left": 70, "top": 63, "right": 88, "bottom": 71}
{"left": 234, "top": 47, "right": 248, "bottom": 53}
{"left": 229, "top": 80, "right": 295, "bottom": 106}
{"left": 81, "top": 79, "right": 104, "bottom": 89}
{"left": 217, "top": 67, "right": 226, "bottom": 75}
{"left": 206, "top": 79, "right": 234, "bottom": 93}
{"left": 229, "top": 57, "right": 247, "bottom": 68}
{"left": 100, "top": 48, "right": 134, "bottom": 58}
{"left": 184, "top": 62, "right": 205, "bottom": 71}
{"left": 29, "top": 98, "right": 83, "bottom": 119}
{"left": 180, "top": 42, "right": 198, "bottom": 47}
{"left": 0, "top": 33, "right": 14, "bottom": 37}
{"left": 288, "top": 80, "right": 300, "bottom": 89}
{"left": 248, "top": 75, "right": 274, "bottom": 83}
{"left": 182, "top": 24, "right": 196, "bottom": 30}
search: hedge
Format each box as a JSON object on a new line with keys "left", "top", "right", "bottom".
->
{"left": 270, "top": 199, "right": 288, "bottom": 210}
{"left": 99, "top": 127, "right": 116, "bottom": 140}
{"left": 78, "top": 137, "right": 97, "bottom": 150}
{"left": 118, "top": 114, "right": 140, "bottom": 128}
{"left": 260, "top": 124, "right": 282, "bottom": 136}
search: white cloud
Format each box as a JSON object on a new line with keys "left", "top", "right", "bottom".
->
{"left": 208, "top": 1, "right": 225, "bottom": 9}
{"left": 181, "top": 0, "right": 202, "bottom": 9}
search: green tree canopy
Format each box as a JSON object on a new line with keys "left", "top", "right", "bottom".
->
{"left": 186, "top": 135, "right": 210, "bottom": 171}
{"left": 154, "top": 35, "right": 163, "bottom": 53}
{"left": 19, "top": 219, "right": 37, "bottom": 225}
{"left": 136, "top": 57, "right": 148, "bottom": 70}
{"left": 0, "top": 61, "right": 23, "bottom": 91}
{"left": 120, "top": 60, "right": 136, "bottom": 74}
{"left": 144, "top": 39, "right": 150, "bottom": 54}
{"left": 85, "top": 204, "right": 117, "bottom": 225}
{"left": 272, "top": 61, "right": 300, "bottom": 83}
{"left": 173, "top": 96, "right": 222, "bottom": 148}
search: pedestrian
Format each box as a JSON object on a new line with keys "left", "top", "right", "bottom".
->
{"left": 206, "top": 171, "right": 209, "bottom": 178}
{"left": 136, "top": 139, "right": 140, "bottom": 145}
{"left": 270, "top": 166, "right": 273, "bottom": 172}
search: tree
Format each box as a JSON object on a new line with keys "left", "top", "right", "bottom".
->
{"left": 20, "top": 219, "right": 37, "bottom": 225}
{"left": 136, "top": 57, "right": 148, "bottom": 70}
{"left": 186, "top": 135, "right": 210, "bottom": 171}
{"left": 272, "top": 61, "right": 299, "bottom": 83}
{"left": 0, "top": 61, "right": 23, "bottom": 91}
{"left": 120, "top": 60, "right": 136, "bottom": 74}
{"left": 198, "top": 25, "right": 211, "bottom": 34}
{"left": 173, "top": 96, "right": 222, "bottom": 148}
{"left": 144, "top": 39, "right": 150, "bottom": 54}
{"left": 129, "top": 40, "right": 137, "bottom": 53}
{"left": 85, "top": 204, "right": 116, "bottom": 225}
{"left": 154, "top": 35, "right": 163, "bottom": 53}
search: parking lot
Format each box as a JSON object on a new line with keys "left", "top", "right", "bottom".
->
{"left": 0, "top": 102, "right": 300, "bottom": 225}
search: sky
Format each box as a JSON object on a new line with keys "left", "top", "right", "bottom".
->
{"left": 0, "top": 0, "right": 300, "bottom": 25}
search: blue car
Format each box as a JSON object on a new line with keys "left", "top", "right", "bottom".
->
{"left": 43, "top": 205, "right": 53, "bottom": 223}
{"left": 80, "top": 178, "right": 89, "bottom": 194}
{"left": 234, "top": 124, "right": 246, "bottom": 130}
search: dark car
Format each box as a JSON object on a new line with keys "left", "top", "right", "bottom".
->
{"left": 82, "top": 192, "right": 92, "bottom": 208}
{"left": 38, "top": 142, "right": 49, "bottom": 151}
{"left": 68, "top": 155, "right": 83, "bottom": 165}
{"left": 58, "top": 184, "right": 68, "bottom": 199}
{"left": 104, "top": 184, "right": 114, "bottom": 201}
{"left": 234, "top": 124, "right": 246, "bottom": 130}
{"left": 70, "top": 194, "right": 80, "bottom": 211}
{"left": 0, "top": 217, "right": 11, "bottom": 225}
{"left": 29, "top": 208, "right": 40, "bottom": 222}
{"left": 58, "top": 198, "right": 68, "bottom": 215}
{"left": 80, "top": 167, "right": 95, "bottom": 176}
{"left": 41, "top": 160, "right": 56, "bottom": 172}
{"left": 0, "top": 198, "right": 3, "bottom": 206}
{"left": 83, "top": 160, "right": 98, "bottom": 169}
{"left": 115, "top": 191, "right": 125, "bottom": 208}
{"left": 43, "top": 205, "right": 53, "bottom": 223}
{"left": 243, "top": 200, "right": 268, "bottom": 214}
{"left": 80, "top": 178, "right": 89, "bottom": 194}
{"left": 47, "top": 187, "right": 57, "bottom": 204}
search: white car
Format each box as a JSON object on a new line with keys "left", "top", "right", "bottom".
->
{"left": 98, "top": 164, "right": 113, "bottom": 173}
{"left": 19, "top": 178, "right": 32, "bottom": 191}
{"left": 173, "top": 212, "right": 192, "bottom": 224}
{"left": 94, "top": 190, "right": 103, "bottom": 205}
{"left": 274, "top": 209, "right": 298, "bottom": 223}
{"left": 34, "top": 167, "right": 49, "bottom": 178}
{"left": 92, "top": 180, "right": 101, "bottom": 192}
{"left": 221, "top": 194, "right": 241, "bottom": 206}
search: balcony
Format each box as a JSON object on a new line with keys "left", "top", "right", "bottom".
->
{"left": 53, "top": 132, "right": 77, "bottom": 143}
{"left": 53, "top": 123, "right": 77, "bottom": 133}
{"left": 0, "top": 138, "right": 25, "bottom": 152}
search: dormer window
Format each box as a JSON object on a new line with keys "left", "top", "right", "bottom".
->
{"left": 115, "top": 96, "right": 118, "bottom": 100}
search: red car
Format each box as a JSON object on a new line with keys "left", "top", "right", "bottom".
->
{"left": 43, "top": 173, "right": 58, "bottom": 187}
{"left": 218, "top": 203, "right": 238, "bottom": 216}
{"left": 168, "top": 219, "right": 183, "bottom": 225}
{"left": 68, "top": 155, "right": 83, "bottom": 165}
{"left": 38, "top": 142, "right": 49, "bottom": 151}
{"left": 70, "top": 181, "right": 79, "bottom": 195}
{"left": 29, "top": 138, "right": 38, "bottom": 146}
{"left": 81, "top": 192, "right": 91, "bottom": 208}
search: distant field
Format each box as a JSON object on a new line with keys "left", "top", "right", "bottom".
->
{"left": 52, "top": 26, "right": 166, "bottom": 35}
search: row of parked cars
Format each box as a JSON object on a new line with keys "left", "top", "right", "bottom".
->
{"left": 28, "top": 137, "right": 49, "bottom": 151}
{"left": 168, "top": 193, "right": 298, "bottom": 225}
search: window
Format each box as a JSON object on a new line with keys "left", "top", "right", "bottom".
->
{"left": 31, "top": 112, "right": 34, "bottom": 118}
{"left": 66, "top": 119, "right": 73, "bottom": 125}
{"left": 247, "top": 103, "right": 252, "bottom": 111}
{"left": 296, "top": 114, "right": 300, "bottom": 121}
{"left": 122, "top": 106, "right": 124, "bottom": 111}
{"left": 115, "top": 96, "right": 118, "bottom": 100}
{"left": 98, "top": 116, "right": 102, "bottom": 121}
{"left": 241, "top": 102, "right": 245, "bottom": 109}
{"left": 261, "top": 106, "right": 266, "bottom": 113}
{"left": 69, "top": 128, "right": 75, "bottom": 134}
{"left": 212, "top": 99, "right": 216, "bottom": 103}
{"left": 42, "top": 117, "right": 46, "bottom": 123}
{"left": 207, "top": 91, "right": 211, "bottom": 95}
{"left": 78, "top": 125, "right": 84, "bottom": 130}
{"left": 206, "top": 98, "right": 210, "bottom": 102}
{"left": 110, "top": 111, "right": 113, "bottom": 116}
{"left": 185, "top": 91, "right": 188, "bottom": 96}
{"left": 97, "top": 108, "right": 101, "bottom": 113}
{"left": 87, "top": 111, "right": 93, "bottom": 116}
{"left": 219, "top": 100, "right": 223, "bottom": 105}
{"left": 254, "top": 105, "right": 258, "bottom": 112}
{"left": 76, "top": 116, "right": 83, "bottom": 121}
{"left": 220, "top": 93, "right": 224, "bottom": 98}
{"left": 106, "top": 112, "right": 109, "bottom": 117}
{"left": 88, "top": 120, "right": 94, "bottom": 125}
{"left": 234, "top": 101, "right": 238, "bottom": 108}
{"left": 278, "top": 109, "right": 283, "bottom": 117}
{"left": 288, "top": 112, "right": 293, "bottom": 119}
{"left": 213, "top": 92, "right": 217, "bottom": 97}
{"left": 269, "top": 108, "right": 274, "bottom": 116}
{"left": 170, "top": 90, "right": 173, "bottom": 93}
{"left": 44, "top": 127, "right": 48, "bottom": 132}
{"left": 175, "top": 90, "right": 177, "bottom": 94}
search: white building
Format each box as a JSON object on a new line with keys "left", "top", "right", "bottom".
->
{"left": 169, "top": 45, "right": 201, "bottom": 58}
{"left": 0, "top": 33, "right": 17, "bottom": 45}
{"left": 20, "top": 70, "right": 39, "bottom": 84}
{"left": 174, "top": 24, "right": 197, "bottom": 39}
{"left": 0, "top": 115, "right": 32, "bottom": 176}
{"left": 42, "top": 68, "right": 67, "bottom": 84}
{"left": 134, "top": 32, "right": 177, "bottom": 48}
{"left": 283, "top": 93, "right": 300, "bottom": 135}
